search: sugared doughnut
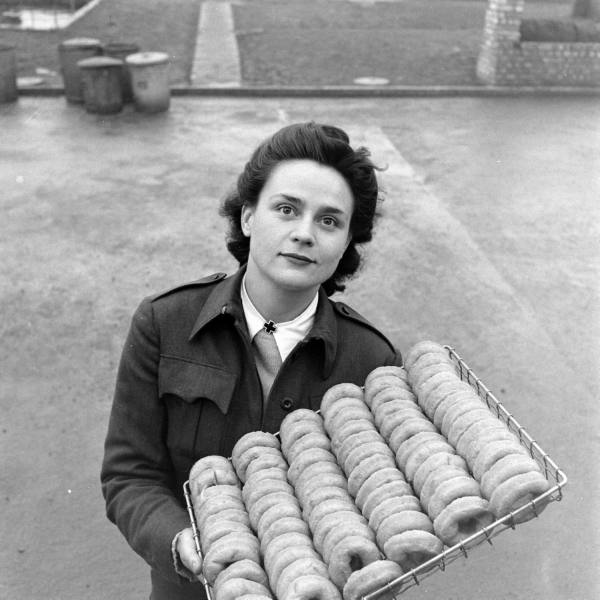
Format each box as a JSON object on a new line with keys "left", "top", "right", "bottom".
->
{"left": 489, "top": 471, "right": 550, "bottom": 523}
{"left": 248, "top": 491, "right": 300, "bottom": 530}
{"left": 322, "top": 521, "right": 376, "bottom": 563}
{"left": 275, "top": 558, "right": 330, "bottom": 600}
{"left": 287, "top": 448, "right": 337, "bottom": 485}
{"left": 472, "top": 439, "right": 528, "bottom": 481}
{"left": 281, "top": 420, "right": 322, "bottom": 457}
{"left": 189, "top": 455, "right": 234, "bottom": 482}
{"left": 387, "top": 416, "right": 438, "bottom": 452}
{"left": 432, "top": 390, "right": 479, "bottom": 429}
{"left": 365, "top": 375, "right": 412, "bottom": 407}
{"left": 267, "top": 546, "right": 322, "bottom": 592}
{"left": 200, "top": 519, "right": 252, "bottom": 555}
{"left": 215, "top": 578, "right": 272, "bottom": 600}
{"left": 231, "top": 431, "right": 280, "bottom": 468}
{"left": 423, "top": 381, "right": 474, "bottom": 420}
{"left": 298, "top": 474, "right": 349, "bottom": 510}
{"left": 368, "top": 496, "right": 424, "bottom": 532}
{"left": 395, "top": 431, "right": 449, "bottom": 472}
{"left": 480, "top": 453, "right": 542, "bottom": 499}
{"left": 374, "top": 511, "right": 434, "bottom": 548}
{"left": 280, "top": 408, "right": 324, "bottom": 440}
{"left": 202, "top": 508, "right": 251, "bottom": 534}
{"left": 300, "top": 486, "right": 354, "bottom": 519}
{"left": 364, "top": 366, "right": 408, "bottom": 388}
{"left": 280, "top": 575, "right": 342, "bottom": 600}
{"left": 426, "top": 476, "right": 482, "bottom": 521}
{"left": 343, "top": 441, "right": 395, "bottom": 476}
{"left": 419, "top": 465, "right": 470, "bottom": 511}
{"left": 412, "top": 452, "right": 468, "bottom": 497}
{"left": 190, "top": 466, "right": 240, "bottom": 498}
{"left": 369, "top": 386, "right": 416, "bottom": 413}
{"left": 234, "top": 446, "right": 284, "bottom": 483}
{"left": 378, "top": 410, "right": 428, "bottom": 444}
{"left": 202, "top": 531, "right": 261, "bottom": 586}
{"left": 415, "top": 371, "right": 462, "bottom": 405}
{"left": 324, "top": 405, "right": 374, "bottom": 433}
{"left": 463, "top": 426, "right": 521, "bottom": 465}
{"left": 243, "top": 478, "right": 295, "bottom": 511}
{"left": 329, "top": 420, "right": 375, "bottom": 455}
{"left": 245, "top": 454, "right": 289, "bottom": 480}
{"left": 196, "top": 494, "right": 246, "bottom": 530}
{"left": 360, "top": 481, "right": 415, "bottom": 518}
{"left": 320, "top": 383, "right": 364, "bottom": 418}
{"left": 198, "top": 483, "right": 243, "bottom": 504}
{"left": 286, "top": 431, "right": 331, "bottom": 464}
{"left": 263, "top": 532, "right": 315, "bottom": 574}
{"left": 346, "top": 454, "right": 398, "bottom": 498}
{"left": 374, "top": 399, "right": 422, "bottom": 425}
{"left": 257, "top": 502, "right": 304, "bottom": 539}
{"left": 342, "top": 559, "right": 404, "bottom": 600}
{"left": 442, "top": 402, "right": 490, "bottom": 441}
{"left": 327, "top": 536, "right": 381, "bottom": 588}
{"left": 243, "top": 468, "right": 288, "bottom": 498}
{"left": 336, "top": 430, "right": 384, "bottom": 467}
{"left": 311, "top": 511, "right": 368, "bottom": 553}
{"left": 403, "top": 438, "right": 457, "bottom": 482}
{"left": 259, "top": 517, "right": 311, "bottom": 555}
{"left": 404, "top": 340, "right": 449, "bottom": 372}
{"left": 383, "top": 530, "right": 443, "bottom": 572}
{"left": 307, "top": 498, "right": 360, "bottom": 532}
{"left": 354, "top": 468, "right": 406, "bottom": 508}
{"left": 433, "top": 496, "right": 495, "bottom": 546}
{"left": 294, "top": 461, "right": 345, "bottom": 493}
{"left": 212, "top": 559, "right": 270, "bottom": 595}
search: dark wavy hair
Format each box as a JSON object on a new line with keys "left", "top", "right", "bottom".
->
{"left": 220, "top": 122, "right": 382, "bottom": 296}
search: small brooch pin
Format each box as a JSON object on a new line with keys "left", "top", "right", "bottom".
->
{"left": 263, "top": 320, "right": 277, "bottom": 334}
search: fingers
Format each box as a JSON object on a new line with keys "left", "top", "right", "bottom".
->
{"left": 177, "top": 527, "right": 203, "bottom": 577}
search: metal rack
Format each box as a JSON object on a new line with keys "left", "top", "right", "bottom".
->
{"left": 183, "top": 346, "right": 567, "bottom": 600}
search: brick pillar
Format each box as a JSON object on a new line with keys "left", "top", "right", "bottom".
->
{"left": 476, "top": 0, "right": 524, "bottom": 84}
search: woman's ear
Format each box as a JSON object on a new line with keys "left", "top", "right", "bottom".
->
{"left": 240, "top": 204, "right": 253, "bottom": 237}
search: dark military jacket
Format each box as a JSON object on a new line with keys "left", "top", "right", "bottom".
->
{"left": 100, "top": 268, "right": 402, "bottom": 599}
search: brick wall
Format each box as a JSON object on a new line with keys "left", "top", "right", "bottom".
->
{"left": 477, "top": 0, "right": 600, "bottom": 86}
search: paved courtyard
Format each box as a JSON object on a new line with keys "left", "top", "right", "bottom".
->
{"left": 1, "top": 94, "right": 599, "bottom": 599}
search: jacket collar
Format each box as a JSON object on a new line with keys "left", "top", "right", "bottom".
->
{"left": 189, "top": 268, "right": 338, "bottom": 379}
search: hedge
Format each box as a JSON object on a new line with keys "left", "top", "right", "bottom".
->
{"left": 520, "top": 18, "right": 600, "bottom": 42}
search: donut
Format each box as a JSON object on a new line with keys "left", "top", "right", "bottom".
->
{"left": 281, "top": 419, "right": 323, "bottom": 458}
{"left": 198, "top": 483, "right": 243, "bottom": 504}
{"left": 419, "top": 465, "right": 470, "bottom": 511}
{"left": 236, "top": 596, "right": 273, "bottom": 600}
{"left": 298, "top": 474, "right": 349, "bottom": 511}
{"left": 248, "top": 491, "right": 300, "bottom": 530}
{"left": 190, "top": 466, "right": 240, "bottom": 498}
{"left": 353, "top": 468, "right": 406, "bottom": 509}
{"left": 300, "top": 485, "right": 354, "bottom": 519}
{"left": 243, "top": 478, "right": 295, "bottom": 510}
{"left": 489, "top": 471, "right": 550, "bottom": 523}
{"left": 426, "top": 476, "right": 483, "bottom": 521}
{"left": 369, "top": 386, "right": 417, "bottom": 413}
{"left": 327, "top": 536, "right": 381, "bottom": 588}
{"left": 231, "top": 431, "right": 280, "bottom": 469}
{"left": 287, "top": 448, "right": 338, "bottom": 485}
{"left": 202, "top": 531, "right": 261, "bottom": 586}
{"left": 263, "top": 532, "right": 315, "bottom": 574}
{"left": 346, "top": 454, "right": 398, "bottom": 498}
{"left": 463, "top": 427, "right": 522, "bottom": 466}
{"left": 365, "top": 375, "right": 412, "bottom": 407}
{"left": 442, "top": 401, "right": 490, "bottom": 440}
{"left": 432, "top": 390, "right": 479, "bottom": 429}
{"left": 433, "top": 496, "right": 495, "bottom": 546}
{"left": 330, "top": 420, "right": 375, "bottom": 455}
{"left": 189, "top": 455, "right": 234, "bottom": 482}
{"left": 293, "top": 461, "right": 345, "bottom": 493}
{"left": 336, "top": 430, "right": 383, "bottom": 467}
{"left": 415, "top": 371, "right": 463, "bottom": 406}
{"left": 286, "top": 432, "right": 331, "bottom": 464}
{"left": 200, "top": 519, "right": 253, "bottom": 555}
{"left": 244, "top": 454, "right": 289, "bottom": 480}
{"left": 267, "top": 546, "right": 322, "bottom": 592}
{"left": 408, "top": 359, "right": 457, "bottom": 391}
{"left": 364, "top": 366, "right": 408, "bottom": 388}
{"left": 343, "top": 441, "right": 395, "bottom": 476}
{"left": 280, "top": 408, "right": 324, "bottom": 440}
{"left": 259, "top": 517, "right": 311, "bottom": 555}
{"left": 215, "top": 578, "right": 272, "bottom": 600}
{"left": 403, "top": 438, "right": 457, "bottom": 482}
{"left": 243, "top": 467, "right": 288, "bottom": 496}
{"left": 342, "top": 559, "right": 404, "bottom": 600}
{"left": 324, "top": 405, "right": 374, "bottom": 434}
{"left": 312, "top": 511, "right": 368, "bottom": 553}
{"left": 404, "top": 340, "right": 449, "bottom": 372}
{"left": 361, "top": 483, "right": 417, "bottom": 519}
{"left": 308, "top": 498, "right": 361, "bottom": 532}
{"left": 257, "top": 502, "right": 304, "bottom": 540}
{"left": 201, "top": 507, "right": 251, "bottom": 534}
{"left": 377, "top": 409, "right": 428, "bottom": 443}
{"left": 412, "top": 452, "right": 468, "bottom": 497}
{"left": 383, "top": 530, "right": 443, "bottom": 572}
{"left": 320, "top": 383, "right": 364, "bottom": 418}
{"left": 480, "top": 453, "right": 542, "bottom": 499}
{"left": 395, "top": 431, "right": 449, "bottom": 473}
{"left": 387, "top": 416, "right": 438, "bottom": 452}
{"left": 234, "top": 446, "right": 284, "bottom": 483}
{"left": 368, "top": 496, "right": 424, "bottom": 532}
{"left": 322, "top": 521, "right": 376, "bottom": 563}
{"left": 472, "top": 439, "right": 528, "bottom": 481}
{"left": 212, "top": 560, "right": 270, "bottom": 595}
{"left": 374, "top": 399, "right": 422, "bottom": 425}
{"left": 374, "top": 510, "right": 434, "bottom": 548}
{"left": 275, "top": 558, "right": 331, "bottom": 600}
{"left": 422, "top": 381, "right": 474, "bottom": 420}
{"left": 280, "top": 575, "right": 342, "bottom": 600}
{"left": 196, "top": 495, "right": 246, "bottom": 530}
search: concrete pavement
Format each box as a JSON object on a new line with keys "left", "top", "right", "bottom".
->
{"left": 1, "top": 95, "right": 598, "bottom": 599}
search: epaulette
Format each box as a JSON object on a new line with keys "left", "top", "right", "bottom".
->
{"left": 333, "top": 301, "right": 396, "bottom": 352}
{"left": 150, "top": 272, "right": 227, "bottom": 301}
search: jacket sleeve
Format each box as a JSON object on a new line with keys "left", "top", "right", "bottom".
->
{"left": 100, "top": 297, "right": 191, "bottom": 583}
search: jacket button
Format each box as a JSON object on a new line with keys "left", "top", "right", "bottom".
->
{"left": 280, "top": 397, "right": 295, "bottom": 411}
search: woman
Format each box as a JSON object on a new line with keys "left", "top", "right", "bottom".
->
{"left": 101, "top": 122, "right": 403, "bottom": 599}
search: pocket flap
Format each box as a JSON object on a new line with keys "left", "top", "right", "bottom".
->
{"left": 158, "top": 356, "right": 236, "bottom": 415}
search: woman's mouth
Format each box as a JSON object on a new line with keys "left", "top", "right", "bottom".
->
{"left": 280, "top": 252, "right": 316, "bottom": 264}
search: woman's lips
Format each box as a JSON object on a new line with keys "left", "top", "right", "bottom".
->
{"left": 280, "top": 252, "right": 316, "bottom": 264}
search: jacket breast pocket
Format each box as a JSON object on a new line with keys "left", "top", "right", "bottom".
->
{"left": 159, "top": 356, "right": 237, "bottom": 458}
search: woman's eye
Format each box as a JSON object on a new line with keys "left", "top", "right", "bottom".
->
{"left": 321, "top": 216, "right": 337, "bottom": 227}
{"left": 278, "top": 205, "right": 295, "bottom": 216}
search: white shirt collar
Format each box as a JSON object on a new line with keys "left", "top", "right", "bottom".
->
{"left": 240, "top": 275, "right": 319, "bottom": 362}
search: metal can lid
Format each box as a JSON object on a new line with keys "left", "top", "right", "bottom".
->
{"left": 125, "top": 51, "right": 169, "bottom": 66}
{"left": 77, "top": 56, "right": 124, "bottom": 69}
{"left": 103, "top": 42, "right": 140, "bottom": 55}
{"left": 60, "top": 37, "right": 102, "bottom": 50}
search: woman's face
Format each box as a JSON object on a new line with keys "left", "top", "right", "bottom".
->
{"left": 241, "top": 159, "right": 353, "bottom": 297}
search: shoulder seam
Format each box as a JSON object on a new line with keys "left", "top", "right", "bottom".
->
{"left": 150, "top": 272, "right": 227, "bottom": 302}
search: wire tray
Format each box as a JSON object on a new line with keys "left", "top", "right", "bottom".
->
{"left": 183, "top": 345, "right": 567, "bottom": 600}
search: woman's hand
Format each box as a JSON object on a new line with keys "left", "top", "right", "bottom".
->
{"left": 175, "top": 527, "right": 203, "bottom": 579}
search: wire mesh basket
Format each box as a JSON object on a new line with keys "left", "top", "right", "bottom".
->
{"left": 183, "top": 345, "right": 567, "bottom": 600}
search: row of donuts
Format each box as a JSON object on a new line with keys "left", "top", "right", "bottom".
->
{"left": 319, "top": 383, "right": 444, "bottom": 574}
{"left": 188, "top": 456, "right": 271, "bottom": 599}
{"left": 231, "top": 432, "right": 339, "bottom": 600}
{"left": 362, "top": 364, "right": 495, "bottom": 546}
{"left": 404, "top": 341, "right": 550, "bottom": 524}
{"left": 279, "top": 408, "right": 405, "bottom": 600}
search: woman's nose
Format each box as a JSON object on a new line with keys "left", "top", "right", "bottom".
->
{"left": 291, "top": 218, "right": 315, "bottom": 245}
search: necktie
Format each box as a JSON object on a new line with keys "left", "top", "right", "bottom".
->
{"left": 252, "top": 329, "right": 282, "bottom": 403}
